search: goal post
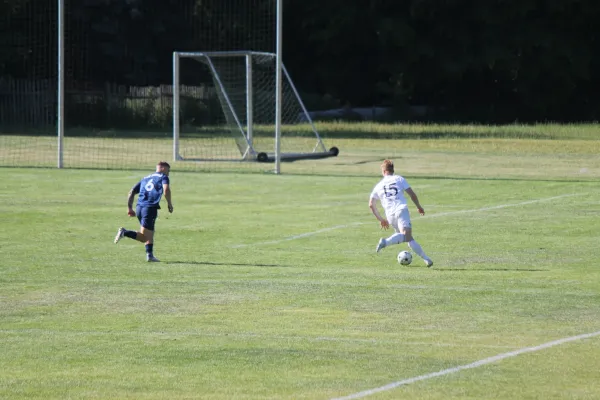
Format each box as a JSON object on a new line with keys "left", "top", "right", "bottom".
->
{"left": 172, "top": 51, "right": 338, "bottom": 165}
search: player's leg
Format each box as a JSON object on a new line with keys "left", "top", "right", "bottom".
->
{"left": 115, "top": 207, "right": 160, "bottom": 262}
{"left": 115, "top": 206, "right": 149, "bottom": 243}
{"left": 119, "top": 229, "right": 148, "bottom": 242}
{"left": 376, "top": 213, "right": 405, "bottom": 252}
{"left": 115, "top": 228, "right": 148, "bottom": 243}
{"left": 137, "top": 207, "right": 159, "bottom": 261}
{"left": 401, "top": 221, "right": 433, "bottom": 268}
{"left": 406, "top": 235, "right": 433, "bottom": 267}
{"left": 139, "top": 226, "right": 159, "bottom": 262}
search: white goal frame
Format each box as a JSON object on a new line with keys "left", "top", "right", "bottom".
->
{"left": 172, "top": 51, "right": 336, "bottom": 165}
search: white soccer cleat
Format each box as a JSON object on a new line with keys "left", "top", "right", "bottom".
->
{"left": 425, "top": 259, "right": 434, "bottom": 268}
{"left": 375, "top": 238, "right": 386, "bottom": 253}
{"left": 146, "top": 255, "right": 160, "bottom": 262}
{"left": 114, "top": 227, "right": 125, "bottom": 244}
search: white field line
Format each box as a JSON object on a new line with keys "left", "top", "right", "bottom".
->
{"left": 418, "top": 193, "right": 582, "bottom": 219}
{"left": 331, "top": 330, "right": 600, "bottom": 400}
{"left": 231, "top": 222, "right": 364, "bottom": 248}
{"left": 232, "top": 193, "right": 583, "bottom": 248}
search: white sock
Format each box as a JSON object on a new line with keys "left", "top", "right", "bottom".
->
{"left": 408, "top": 240, "right": 430, "bottom": 260}
{"left": 386, "top": 233, "right": 405, "bottom": 245}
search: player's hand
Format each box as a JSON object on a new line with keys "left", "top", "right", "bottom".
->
{"left": 168, "top": 204, "right": 174, "bottom": 213}
{"left": 127, "top": 208, "right": 136, "bottom": 217}
{"left": 380, "top": 219, "right": 390, "bottom": 230}
{"left": 417, "top": 207, "right": 425, "bottom": 216}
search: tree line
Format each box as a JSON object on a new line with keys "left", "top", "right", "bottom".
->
{"left": 1, "top": 0, "right": 600, "bottom": 123}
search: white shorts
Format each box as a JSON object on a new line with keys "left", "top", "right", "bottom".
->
{"left": 388, "top": 207, "right": 411, "bottom": 232}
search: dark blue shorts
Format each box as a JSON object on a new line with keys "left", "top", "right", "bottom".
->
{"left": 136, "top": 205, "right": 158, "bottom": 231}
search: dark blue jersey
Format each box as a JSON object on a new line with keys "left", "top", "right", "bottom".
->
{"left": 133, "top": 172, "right": 170, "bottom": 208}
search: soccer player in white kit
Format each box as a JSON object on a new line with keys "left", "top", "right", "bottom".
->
{"left": 369, "top": 159, "right": 433, "bottom": 267}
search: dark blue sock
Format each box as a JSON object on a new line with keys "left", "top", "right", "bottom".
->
{"left": 145, "top": 243, "right": 153, "bottom": 255}
{"left": 124, "top": 230, "right": 137, "bottom": 239}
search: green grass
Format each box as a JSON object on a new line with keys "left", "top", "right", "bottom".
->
{"left": 1, "top": 123, "right": 600, "bottom": 399}
{"left": 2, "top": 122, "right": 600, "bottom": 179}
{"left": 4, "top": 121, "right": 599, "bottom": 139}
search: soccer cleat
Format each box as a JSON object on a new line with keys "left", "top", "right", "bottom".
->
{"left": 425, "top": 259, "right": 434, "bottom": 268}
{"left": 146, "top": 255, "right": 160, "bottom": 262}
{"left": 375, "top": 238, "right": 386, "bottom": 253}
{"left": 114, "top": 227, "right": 125, "bottom": 244}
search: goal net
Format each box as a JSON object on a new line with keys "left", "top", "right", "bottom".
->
{"left": 1, "top": 0, "right": 338, "bottom": 172}
{"left": 0, "top": 0, "right": 57, "bottom": 168}
{"left": 173, "top": 51, "right": 338, "bottom": 164}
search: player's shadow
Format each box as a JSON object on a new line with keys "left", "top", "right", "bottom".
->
{"left": 433, "top": 268, "right": 549, "bottom": 272}
{"left": 164, "top": 260, "right": 287, "bottom": 268}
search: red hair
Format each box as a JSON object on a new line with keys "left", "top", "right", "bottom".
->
{"left": 381, "top": 159, "right": 394, "bottom": 173}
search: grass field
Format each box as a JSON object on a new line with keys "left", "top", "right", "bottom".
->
{"left": 1, "top": 123, "right": 600, "bottom": 399}
{"left": 2, "top": 122, "right": 600, "bottom": 178}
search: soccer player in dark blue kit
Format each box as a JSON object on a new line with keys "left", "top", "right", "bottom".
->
{"left": 114, "top": 161, "right": 174, "bottom": 262}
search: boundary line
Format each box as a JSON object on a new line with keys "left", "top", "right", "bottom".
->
{"left": 232, "top": 193, "right": 583, "bottom": 248}
{"left": 331, "top": 330, "right": 600, "bottom": 400}
{"left": 232, "top": 223, "right": 364, "bottom": 248}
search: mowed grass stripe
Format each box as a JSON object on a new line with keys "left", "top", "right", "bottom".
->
{"left": 230, "top": 193, "right": 584, "bottom": 248}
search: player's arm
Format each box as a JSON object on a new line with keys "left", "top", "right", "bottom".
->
{"left": 405, "top": 187, "right": 425, "bottom": 216}
{"left": 127, "top": 182, "right": 141, "bottom": 216}
{"left": 369, "top": 197, "right": 389, "bottom": 230}
{"left": 163, "top": 183, "right": 173, "bottom": 213}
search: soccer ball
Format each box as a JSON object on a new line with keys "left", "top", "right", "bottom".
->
{"left": 397, "top": 251, "right": 413, "bottom": 265}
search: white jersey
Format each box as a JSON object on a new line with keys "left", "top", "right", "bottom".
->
{"left": 370, "top": 174, "right": 411, "bottom": 218}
